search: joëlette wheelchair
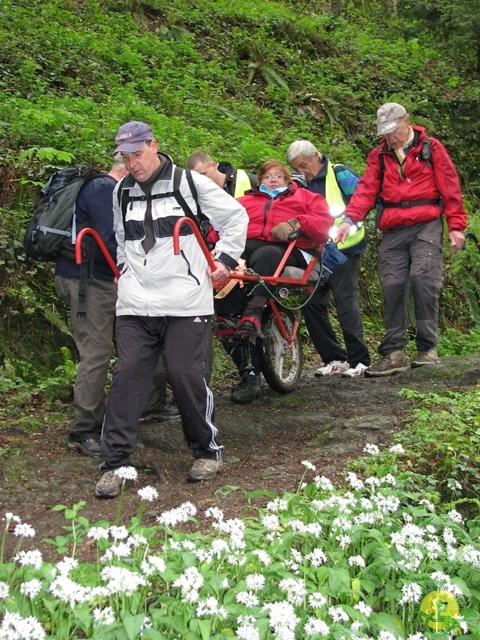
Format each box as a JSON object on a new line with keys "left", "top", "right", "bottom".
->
{"left": 75, "top": 218, "right": 325, "bottom": 395}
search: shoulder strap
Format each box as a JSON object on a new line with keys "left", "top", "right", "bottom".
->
{"left": 172, "top": 166, "right": 202, "bottom": 230}
{"left": 119, "top": 167, "right": 203, "bottom": 231}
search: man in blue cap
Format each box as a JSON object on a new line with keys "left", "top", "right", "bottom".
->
{"left": 95, "top": 121, "right": 248, "bottom": 498}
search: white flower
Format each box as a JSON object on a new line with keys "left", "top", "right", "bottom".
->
{"left": 114, "top": 466, "right": 138, "bottom": 481}
{"left": 419, "top": 499, "right": 435, "bottom": 511}
{"left": 49, "top": 575, "right": 91, "bottom": 607}
{"left": 13, "top": 523, "right": 36, "bottom": 538}
{"left": 87, "top": 526, "right": 109, "bottom": 541}
{"left": 443, "top": 526, "right": 457, "bottom": 545}
{"left": 354, "top": 601, "right": 372, "bottom": 618}
{"left": 347, "top": 472, "right": 365, "bottom": 490}
{"left": 93, "top": 606, "right": 115, "bottom": 626}
{"left": 252, "top": 549, "right": 271, "bottom": 565}
{"left": 237, "top": 615, "right": 260, "bottom": 640}
{"left": 381, "top": 474, "right": 397, "bottom": 486}
{"left": 3, "top": 512, "right": 20, "bottom": 524}
{"left": 348, "top": 555, "right": 366, "bottom": 568}
{"left": 363, "top": 443, "right": 380, "bottom": 456}
{"left": 137, "top": 485, "right": 159, "bottom": 501}
{"left": 245, "top": 573, "right": 265, "bottom": 592}
{"left": 329, "top": 605, "right": 349, "bottom": 622}
{"left": 109, "top": 525, "right": 129, "bottom": 540}
{"left": 332, "top": 516, "right": 352, "bottom": 531}
{"left": 172, "top": 566, "right": 204, "bottom": 600}
{"left": 205, "top": 507, "right": 223, "bottom": 521}
{"left": 236, "top": 591, "right": 259, "bottom": 607}
{"left": 55, "top": 557, "right": 78, "bottom": 576}
{"left": 14, "top": 550, "right": 43, "bottom": 570}
{"left": 389, "top": 444, "right": 405, "bottom": 454}
{"left": 0, "top": 611, "right": 46, "bottom": 639}
{"left": 141, "top": 555, "right": 165, "bottom": 575}
{"left": 314, "top": 475, "right": 335, "bottom": 491}
{"left": 406, "top": 634, "right": 428, "bottom": 640}
{"left": 100, "top": 566, "right": 147, "bottom": 596}
{"left": 264, "top": 601, "right": 300, "bottom": 637}
{"left": 262, "top": 514, "right": 280, "bottom": 530}
{"left": 158, "top": 502, "right": 198, "bottom": 528}
{"left": 20, "top": 579, "right": 42, "bottom": 599}
{"left": 378, "top": 631, "right": 399, "bottom": 640}
{"left": 301, "top": 460, "right": 316, "bottom": 471}
{"left": 338, "top": 534, "right": 352, "bottom": 549}
{"left": 308, "top": 592, "right": 327, "bottom": 608}
{"left": 398, "top": 581, "right": 422, "bottom": 605}
{"left": 0, "top": 582, "right": 9, "bottom": 599}
{"left": 461, "top": 544, "right": 480, "bottom": 567}
{"left": 279, "top": 577, "right": 307, "bottom": 606}
{"left": 307, "top": 548, "right": 327, "bottom": 567}
{"left": 365, "top": 477, "right": 381, "bottom": 489}
{"left": 448, "top": 509, "right": 463, "bottom": 523}
{"left": 304, "top": 618, "right": 330, "bottom": 636}
{"left": 266, "top": 498, "right": 289, "bottom": 512}
{"left": 196, "top": 596, "right": 227, "bottom": 618}
{"left": 108, "top": 542, "right": 132, "bottom": 559}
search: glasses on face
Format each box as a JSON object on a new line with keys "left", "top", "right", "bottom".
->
{"left": 263, "top": 173, "right": 284, "bottom": 181}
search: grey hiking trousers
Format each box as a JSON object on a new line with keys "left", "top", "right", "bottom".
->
{"left": 55, "top": 276, "right": 117, "bottom": 440}
{"left": 377, "top": 217, "right": 443, "bottom": 356}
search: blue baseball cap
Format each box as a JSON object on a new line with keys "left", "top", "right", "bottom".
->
{"left": 115, "top": 121, "right": 154, "bottom": 153}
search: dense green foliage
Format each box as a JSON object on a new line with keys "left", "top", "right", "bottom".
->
{"left": 1, "top": 0, "right": 480, "bottom": 384}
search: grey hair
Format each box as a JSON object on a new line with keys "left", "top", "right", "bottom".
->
{"left": 112, "top": 152, "right": 126, "bottom": 168}
{"left": 286, "top": 140, "right": 318, "bottom": 165}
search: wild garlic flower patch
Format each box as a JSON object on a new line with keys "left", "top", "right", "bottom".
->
{"left": 0, "top": 454, "right": 479, "bottom": 639}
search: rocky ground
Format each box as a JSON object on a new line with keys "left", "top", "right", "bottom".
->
{"left": 1, "top": 353, "right": 479, "bottom": 561}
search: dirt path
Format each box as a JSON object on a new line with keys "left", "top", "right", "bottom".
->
{"left": 1, "top": 355, "right": 479, "bottom": 561}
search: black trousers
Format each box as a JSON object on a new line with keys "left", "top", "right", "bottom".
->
{"left": 302, "top": 254, "right": 370, "bottom": 368}
{"left": 100, "top": 315, "right": 222, "bottom": 470}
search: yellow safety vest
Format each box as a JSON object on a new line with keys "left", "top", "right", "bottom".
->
{"left": 325, "top": 162, "right": 364, "bottom": 249}
{"left": 234, "top": 169, "right": 253, "bottom": 198}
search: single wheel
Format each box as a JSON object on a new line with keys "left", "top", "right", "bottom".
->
{"left": 257, "top": 307, "right": 303, "bottom": 394}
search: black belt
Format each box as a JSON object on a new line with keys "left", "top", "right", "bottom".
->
{"left": 382, "top": 198, "right": 441, "bottom": 209}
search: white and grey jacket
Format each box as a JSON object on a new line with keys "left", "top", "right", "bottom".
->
{"left": 113, "top": 153, "right": 248, "bottom": 317}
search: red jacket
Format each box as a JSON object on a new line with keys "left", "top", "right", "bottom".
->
{"left": 237, "top": 182, "right": 331, "bottom": 250}
{"left": 345, "top": 126, "right": 466, "bottom": 232}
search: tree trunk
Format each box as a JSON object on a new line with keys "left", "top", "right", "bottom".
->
{"left": 331, "top": 0, "right": 343, "bottom": 16}
{"left": 385, "top": 0, "right": 397, "bottom": 17}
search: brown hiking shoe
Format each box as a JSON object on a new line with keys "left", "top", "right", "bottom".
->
{"left": 365, "top": 350, "right": 410, "bottom": 377}
{"left": 188, "top": 457, "right": 223, "bottom": 482}
{"left": 95, "top": 470, "right": 123, "bottom": 499}
{"left": 411, "top": 348, "right": 440, "bottom": 368}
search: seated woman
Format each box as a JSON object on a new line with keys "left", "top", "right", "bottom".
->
{"left": 214, "top": 159, "right": 331, "bottom": 403}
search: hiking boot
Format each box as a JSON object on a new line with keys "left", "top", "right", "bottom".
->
{"left": 188, "top": 457, "right": 223, "bottom": 482}
{"left": 231, "top": 373, "right": 262, "bottom": 404}
{"left": 365, "top": 350, "right": 410, "bottom": 377}
{"left": 95, "top": 470, "right": 123, "bottom": 499}
{"left": 67, "top": 437, "right": 101, "bottom": 456}
{"left": 315, "top": 360, "right": 349, "bottom": 377}
{"left": 140, "top": 403, "right": 181, "bottom": 423}
{"left": 411, "top": 348, "right": 440, "bottom": 368}
{"left": 213, "top": 315, "right": 239, "bottom": 337}
{"left": 342, "top": 363, "right": 368, "bottom": 378}
{"left": 235, "top": 306, "right": 263, "bottom": 338}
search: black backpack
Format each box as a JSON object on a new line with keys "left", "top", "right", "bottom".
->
{"left": 24, "top": 164, "right": 101, "bottom": 262}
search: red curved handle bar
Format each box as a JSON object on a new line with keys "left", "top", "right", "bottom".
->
{"left": 75, "top": 228, "right": 120, "bottom": 278}
{"left": 173, "top": 217, "right": 217, "bottom": 271}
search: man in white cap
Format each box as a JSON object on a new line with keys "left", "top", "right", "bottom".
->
{"left": 95, "top": 121, "right": 248, "bottom": 497}
{"left": 336, "top": 103, "right": 466, "bottom": 376}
